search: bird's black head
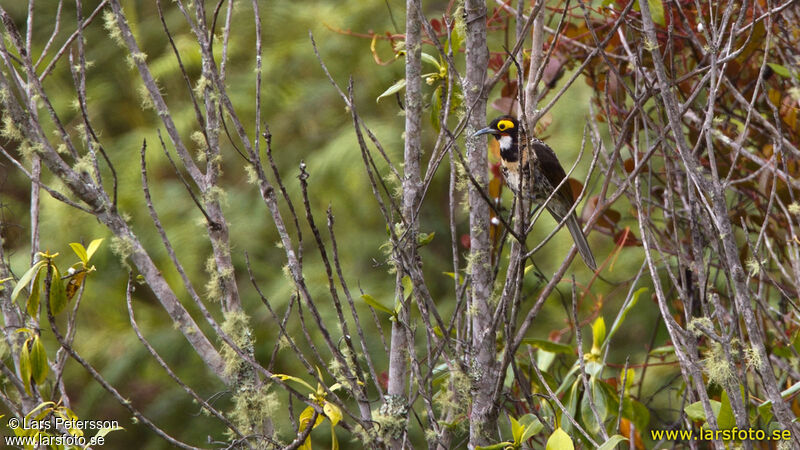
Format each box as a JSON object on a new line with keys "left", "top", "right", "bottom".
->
{"left": 472, "top": 115, "right": 519, "bottom": 140}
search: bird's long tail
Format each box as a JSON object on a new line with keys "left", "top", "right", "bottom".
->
{"left": 552, "top": 209, "right": 597, "bottom": 271}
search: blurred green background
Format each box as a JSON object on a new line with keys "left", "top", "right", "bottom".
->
{"left": 0, "top": 0, "right": 665, "bottom": 447}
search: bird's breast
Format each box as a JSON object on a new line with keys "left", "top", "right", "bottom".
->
{"left": 501, "top": 160, "right": 522, "bottom": 193}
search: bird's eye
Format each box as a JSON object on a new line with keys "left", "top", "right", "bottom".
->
{"left": 497, "top": 120, "right": 514, "bottom": 131}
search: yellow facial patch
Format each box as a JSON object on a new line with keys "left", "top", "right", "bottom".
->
{"left": 497, "top": 119, "right": 515, "bottom": 131}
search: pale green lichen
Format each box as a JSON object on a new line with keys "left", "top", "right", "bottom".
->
{"left": 102, "top": 10, "right": 124, "bottom": 47}
{"left": 432, "top": 367, "right": 470, "bottom": 425}
{"left": 72, "top": 153, "right": 94, "bottom": 176}
{"left": 193, "top": 75, "right": 214, "bottom": 100}
{"left": 228, "top": 384, "right": 278, "bottom": 438}
{"left": 109, "top": 236, "right": 134, "bottom": 263}
{"left": 788, "top": 202, "right": 800, "bottom": 215}
{"left": 137, "top": 83, "right": 155, "bottom": 111}
{"left": 688, "top": 317, "right": 714, "bottom": 337}
{"left": 1, "top": 115, "right": 22, "bottom": 141}
{"left": 203, "top": 256, "right": 232, "bottom": 303}
{"left": 244, "top": 164, "right": 258, "bottom": 185}
{"left": 745, "top": 257, "right": 762, "bottom": 276}
{"left": 743, "top": 345, "right": 763, "bottom": 371}
{"left": 220, "top": 310, "right": 253, "bottom": 377}
{"left": 702, "top": 342, "right": 734, "bottom": 386}
{"left": 203, "top": 185, "right": 228, "bottom": 207}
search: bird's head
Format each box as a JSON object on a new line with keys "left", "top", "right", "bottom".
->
{"left": 472, "top": 115, "right": 519, "bottom": 140}
{"left": 472, "top": 115, "right": 519, "bottom": 158}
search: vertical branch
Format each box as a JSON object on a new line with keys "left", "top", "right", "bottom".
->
{"left": 385, "top": 0, "right": 423, "bottom": 447}
{"left": 523, "top": 0, "right": 544, "bottom": 131}
{"left": 463, "top": 0, "right": 495, "bottom": 446}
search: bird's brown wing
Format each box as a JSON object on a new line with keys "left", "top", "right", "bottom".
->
{"left": 531, "top": 140, "right": 573, "bottom": 204}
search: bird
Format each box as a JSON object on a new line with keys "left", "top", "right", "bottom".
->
{"left": 472, "top": 115, "right": 597, "bottom": 271}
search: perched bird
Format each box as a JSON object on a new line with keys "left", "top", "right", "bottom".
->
{"left": 473, "top": 115, "right": 597, "bottom": 270}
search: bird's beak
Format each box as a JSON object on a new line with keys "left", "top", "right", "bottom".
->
{"left": 471, "top": 127, "right": 498, "bottom": 138}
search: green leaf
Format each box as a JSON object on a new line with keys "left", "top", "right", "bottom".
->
{"left": 591, "top": 317, "right": 606, "bottom": 354}
{"left": 85, "top": 238, "right": 104, "bottom": 262}
{"left": 376, "top": 78, "right": 406, "bottom": 103}
{"left": 401, "top": 275, "right": 413, "bottom": 301}
{"left": 645, "top": 0, "right": 665, "bottom": 26}
{"left": 546, "top": 427, "right": 574, "bottom": 450}
{"left": 26, "top": 269, "right": 42, "bottom": 318}
{"left": 19, "top": 340, "right": 31, "bottom": 395}
{"left": 360, "top": 294, "right": 394, "bottom": 315}
{"left": 598, "top": 435, "right": 628, "bottom": 450}
{"left": 649, "top": 345, "right": 675, "bottom": 356}
{"left": 417, "top": 231, "right": 435, "bottom": 247}
{"left": 522, "top": 338, "right": 574, "bottom": 354}
{"left": 30, "top": 335, "right": 48, "bottom": 385}
{"left": 561, "top": 381, "right": 580, "bottom": 433}
{"left": 93, "top": 426, "right": 124, "bottom": 440}
{"left": 49, "top": 266, "right": 68, "bottom": 315}
{"left": 581, "top": 381, "right": 607, "bottom": 435}
{"left": 685, "top": 400, "right": 720, "bottom": 423}
{"left": 421, "top": 52, "right": 441, "bottom": 70}
{"left": 622, "top": 397, "right": 650, "bottom": 431}
{"left": 10, "top": 261, "right": 46, "bottom": 304}
{"left": 448, "top": 21, "right": 464, "bottom": 54}
{"left": 69, "top": 243, "right": 88, "bottom": 264}
{"left": 717, "top": 389, "right": 735, "bottom": 430}
{"left": 430, "top": 85, "right": 443, "bottom": 131}
{"left": 758, "top": 402, "right": 773, "bottom": 423}
{"left": 475, "top": 443, "right": 513, "bottom": 450}
{"left": 767, "top": 63, "right": 791, "bottom": 78}
{"left": 518, "top": 414, "right": 544, "bottom": 442}
{"left": 604, "top": 288, "right": 647, "bottom": 351}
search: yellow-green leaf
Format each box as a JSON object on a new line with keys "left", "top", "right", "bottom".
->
{"left": 19, "top": 340, "right": 32, "bottom": 395}
{"left": 767, "top": 63, "right": 791, "bottom": 78}
{"left": 323, "top": 401, "right": 342, "bottom": 427}
{"left": 10, "top": 261, "right": 46, "bottom": 304}
{"left": 272, "top": 374, "right": 315, "bottom": 393}
{"left": 598, "top": 435, "right": 628, "bottom": 450}
{"left": 299, "top": 405, "right": 324, "bottom": 430}
{"left": 475, "top": 443, "right": 513, "bottom": 450}
{"left": 376, "top": 78, "right": 406, "bottom": 103}
{"left": 85, "top": 238, "right": 104, "bottom": 262}
{"left": 26, "top": 269, "right": 42, "bottom": 318}
{"left": 401, "top": 275, "right": 413, "bottom": 300}
{"left": 522, "top": 338, "right": 574, "bottom": 354}
{"left": 509, "top": 415, "right": 522, "bottom": 442}
{"left": 421, "top": 52, "right": 441, "bottom": 70}
{"left": 49, "top": 266, "right": 68, "bottom": 315}
{"left": 360, "top": 294, "right": 394, "bottom": 315}
{"left": 546, "top": 427, "right": 574, "bottom": 450}
{"left": 621, "top": 368, "right": 635, "bottom": 391}
{"left": 591, "top": 317, "right": 606, "bottom": 354}
{"left": 69, "top": 243, "right": 88, "bottom": 264}
{"left": 648, "top": 0, "right": 665, "bottom": 26}
{"left": 30, "top": 335, "right": 48, "bottom": 385}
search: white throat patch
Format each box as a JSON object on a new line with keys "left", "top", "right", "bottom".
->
{"left": 498, "top": 135, "right": 513, "bottom": 150}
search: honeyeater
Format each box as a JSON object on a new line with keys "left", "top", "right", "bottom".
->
{"left": 473, "top": 115, "right": 597, "bottom": 271}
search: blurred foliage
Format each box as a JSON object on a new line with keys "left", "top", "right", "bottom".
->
{"left": 9, "top": 0, "right": 794, "bottom": 447}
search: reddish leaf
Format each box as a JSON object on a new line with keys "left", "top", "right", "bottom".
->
{"left": 614, "top": 227, "right": 641, "bottom": 247}
{"left": 567, "top": 178, "right": 584, "bottom": 203}
{"left": 460, "top": 234, "right": 471, "bottom": 249}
